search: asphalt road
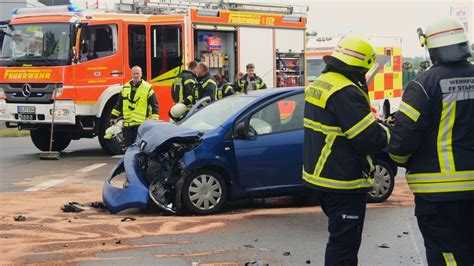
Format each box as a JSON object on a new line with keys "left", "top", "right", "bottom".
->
{"left": 0, "top": 136, "right": 427, "bottom": 265}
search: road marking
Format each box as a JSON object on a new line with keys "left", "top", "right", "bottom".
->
{"left": 112, "top": 155, "right": 124, "bottom": 159}
{"left": 24, "top": 179, "right": 66, "bottom": 192}
{"left": 77, "top": 163, "right": 107, "bottom": 173}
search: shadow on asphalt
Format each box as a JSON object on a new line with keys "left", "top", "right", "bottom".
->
{"left": 141, "top": 196, "right": 319, "bottom": 217}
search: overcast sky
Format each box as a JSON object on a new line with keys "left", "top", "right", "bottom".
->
{"left": 255, "top": 0, "right": 473, "bottom": 57}
{"left": 71, "top": 0, "right": 473, "bottom": 58}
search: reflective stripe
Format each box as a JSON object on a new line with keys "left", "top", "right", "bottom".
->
{"left": 111, "top": 109, "right": 121, "bottom": 116}
{"left": 303, "top": 118, "right": 344, "bottom": 136}
{"left": 203, "top": 79, "right": 217, "bottom": 88}
{"left": 442, "top": 253, "right": 458, "bottom": 266}
{"left": 406, "top": 171, "right": 474, "bottom": 183}
{"left": 186, "top": 95, "right": 194, "bottom": 101}
{"left": 335, "top": 45, "right": 366, "bottom": 60}
{"left": 184, "top": 79, "right": 196, "bottom": 85}
{"left": 427, "top": 27, "right": 464, "bottom": 40}
{"left": 150, "top": 114, "right": 159, "bottom": 120}
{"left": 437, "top": 101, "right": 456, "bottom": 173}
{"left": 389, "top": 153, "right": 410, "bottom": 164}
{"left": 399, "top": 101, "right": 421, "bottom": 122}
{"left": 344, "top": 113, "right": 375, "bottom": 139}
{"left": 303, "top": 170, "right": 372, "bottom": 190}
{"left": 178, "top": 84, "right": 184, "bottom": 102}
{"left": 366, "top": 155, "right": 374, "bottom": 172}
{"left": 313, "top": 134, "right": 337, "bottom": 176}
{"left": 409, "top": 180, "right": 474, "bottom": 193}
{"left": 379, "top": 123, "right": 391, "bottom": 143}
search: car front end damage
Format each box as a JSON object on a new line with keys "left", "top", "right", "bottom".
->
{"left": 102, "top": 121, "right": 202, "bottom": 214}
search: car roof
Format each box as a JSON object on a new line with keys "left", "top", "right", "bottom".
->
{"left": 235, "top": 86, "right": 305, "bottom": 98}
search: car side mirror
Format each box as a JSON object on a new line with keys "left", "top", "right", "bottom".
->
{"left": 235, "top": 121, "right": 247, "bottom": 139}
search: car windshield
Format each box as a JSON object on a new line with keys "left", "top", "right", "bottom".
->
{"left": 0, "top": 23, "right": 71, "bottom": 66}
{"left": 180, "top": 96, "right": 256, "bottom": 132}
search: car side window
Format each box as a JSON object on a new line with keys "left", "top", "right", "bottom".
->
{"left": 248, "top": 93, "right": 304, "bottom": 136}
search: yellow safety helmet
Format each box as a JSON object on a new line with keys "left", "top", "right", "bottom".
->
{"left": 331, "top": 35, "right": 376, "bottom": 70}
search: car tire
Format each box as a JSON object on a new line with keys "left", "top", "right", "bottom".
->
{"left": 182, "top": 170, "right": 227, "bottom": 215}
{"left": 30, "top": 127, "right": 71, "bottom": 152}
{"left": 367, "top": 160, "right": 395, "bottom": 203}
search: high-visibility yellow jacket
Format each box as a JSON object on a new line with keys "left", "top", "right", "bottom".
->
{"left": 111, "top": 80, "right": 159, "bottom": 127}
{"left": 388, "top": 60, "right": 474, "bottom": 201}
{"left": 303, "top": 71, "right": 390, "bottom": 193}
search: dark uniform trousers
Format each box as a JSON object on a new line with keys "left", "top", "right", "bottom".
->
{"left": 415, "top": 197, "right": 474, "bottom": 266}
{"left": 122, "top": 125, "right": 139, "bottom": 147}
{"left": 316, "top": 191, "right": 367, "bottom": 266}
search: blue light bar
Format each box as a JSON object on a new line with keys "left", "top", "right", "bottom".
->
{"left": 67, "top": 5, "right": 83, "bottom": 12}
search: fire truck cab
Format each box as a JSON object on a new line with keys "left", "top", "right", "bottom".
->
{"left": 0, "top": 2, "right": 306, "bottom": 154}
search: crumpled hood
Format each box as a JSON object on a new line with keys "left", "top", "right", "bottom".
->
{"left": 136, "top": 120, "right": 202, "bottom": 154}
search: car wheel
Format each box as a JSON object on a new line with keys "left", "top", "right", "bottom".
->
{"left": 182, "top": 170, "right": 227, "bottom": 215}
{"left": 367, "top": 160, "right": 395, "bottom": 203}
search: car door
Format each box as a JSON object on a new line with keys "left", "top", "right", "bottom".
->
{"left": 233, "top": 92, "right": 304, "bottom": 190}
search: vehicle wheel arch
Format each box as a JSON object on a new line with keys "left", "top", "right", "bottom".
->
{"left": 374, "top": 152, "right": 398, "bottom": 175}
{"left": 96, "top": 85, "right": 122, "bottom": 118}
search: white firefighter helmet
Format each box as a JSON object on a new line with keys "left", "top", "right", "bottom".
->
{"left": 104, "top": 120, "right": 123, "bottom": 140}
{"left": 170, "top": 103, "right": 187, "bottom": 120}
{"left": 422, "top": 18, "right": 471, "bottom": 63}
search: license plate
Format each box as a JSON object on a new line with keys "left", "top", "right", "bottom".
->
{"left": 19, "top": 114, "right": 36, "bottom": 120}
{"left": 17, "top": 106, "right": 36, "bottom": 114}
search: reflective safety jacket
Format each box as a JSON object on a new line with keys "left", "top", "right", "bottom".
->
{"left": 388, "top": 60, "right": 474, "bottom": 201}
{"left": 237, "top": 74, "right": 267, "bottom": 93}
{"left": 172, "top": 69, "right": 197, "bottom": 108}
{"left": 111, "top": 80, "right": 159, "bottom": 127}
{"left": 217, "top": 82, "right": 235, "bottom": 99}
{"left": 303, "top": 71, "right": 391, "bottom": 193}
{"left": 196, "top": 73, "right": 217, "bottom": 102}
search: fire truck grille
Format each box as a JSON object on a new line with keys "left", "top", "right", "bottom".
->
{"left": 1, "top": 83, "right": 60, "bottom": 104}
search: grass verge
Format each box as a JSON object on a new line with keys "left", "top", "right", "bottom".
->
{"left": 0, "top": 128, "right": 30, "bottom": 138}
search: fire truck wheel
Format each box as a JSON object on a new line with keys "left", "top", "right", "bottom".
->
{"left": 98, "top": 100, "right": 124, "bottom": 155}
{"left": 30, "top": 127, "right": 71, "bottom": 152}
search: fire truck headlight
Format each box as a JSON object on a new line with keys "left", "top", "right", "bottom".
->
{"left": 50, "top": 109, "right": 70, "bottom": 117}
{"left": 54, "top": 84, "right": 64, "bottom": 98}
{"left": 0, "top": 88, "right": 5, "bottom": 98}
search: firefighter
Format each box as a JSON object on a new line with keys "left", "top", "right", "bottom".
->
{"left": 172, "top": 60, "right": 198, "bottom": 108}
{"left": 195, "top": 62, "right": 217, "bottom": 102}
{"left": 233, "top": 72, "right": 244, "bottom": 93}
{"left": 237, "top": 63, "right": 267, "bottom": 93}
{"left": 110, "top": 66, "right": 159, "bottom": 147}
{"left": 214, "top": 74, "right": 235, "bottom": 99}
{"left": 388, "top": 18, "right": 474, "bottom": 266}
{"left": 303, "top": 35, "right": 391, "bottom": 265}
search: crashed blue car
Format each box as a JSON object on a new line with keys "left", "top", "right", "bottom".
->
{"left": 103, "top": 87, "right": 397, "bottom": 215}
